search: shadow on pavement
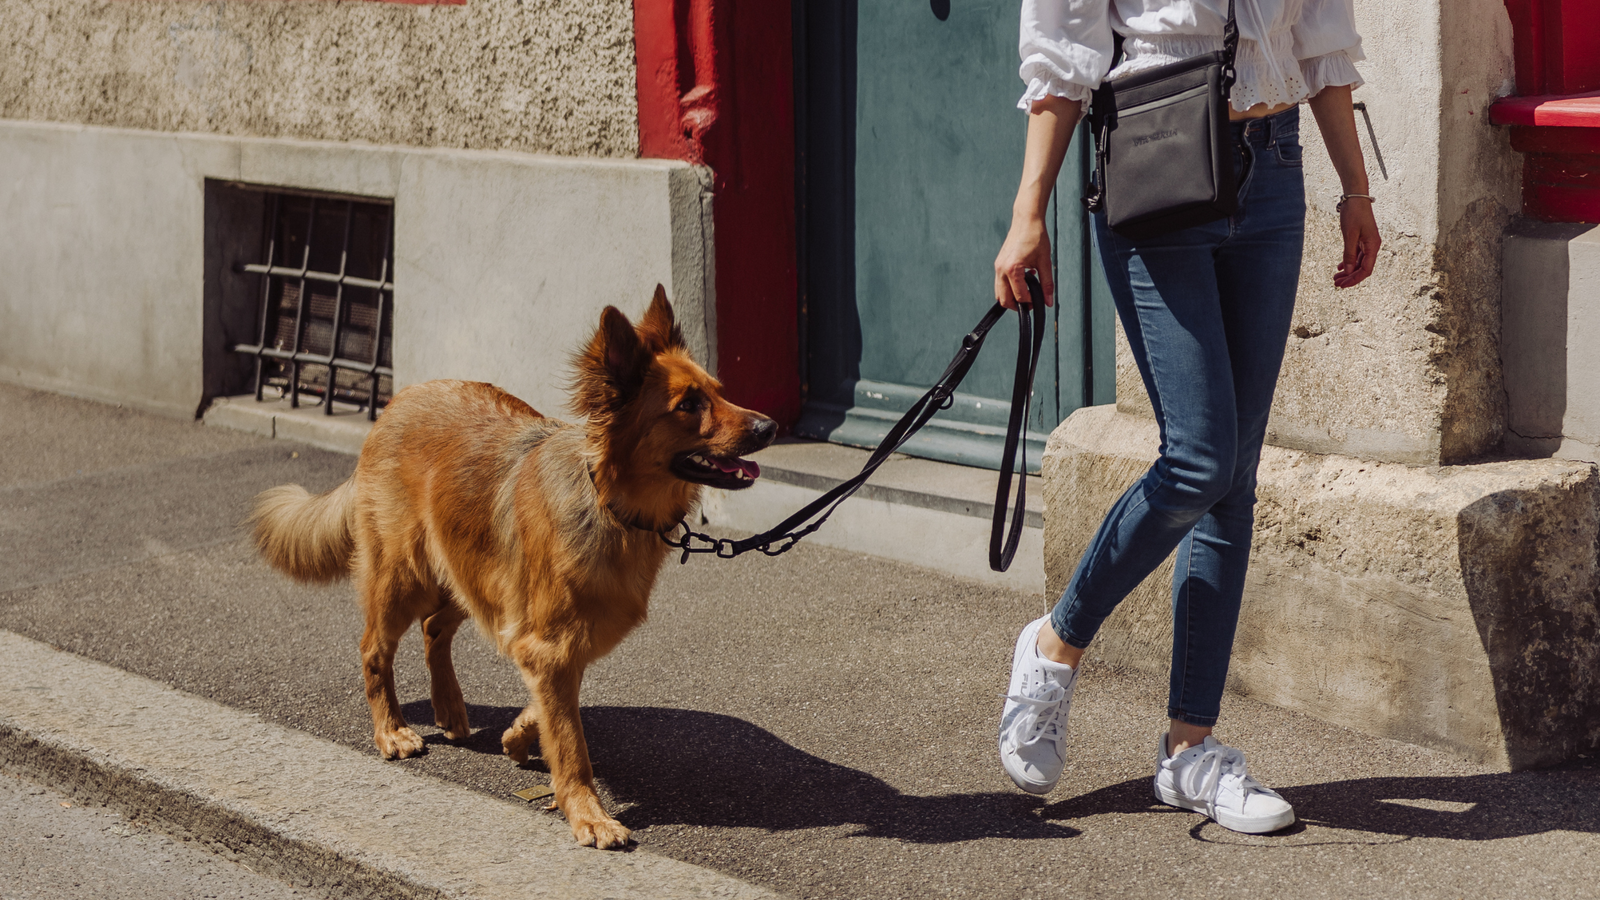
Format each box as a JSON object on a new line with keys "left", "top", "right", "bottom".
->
{"left": 402, "top": 701, "right": 1079, "bottom": 843}
{"left": 1280, "top": 768, "right": 1600, "bottom": 841}
{"left": 1038, "top": 776, "right": 1160, "bottom": 822}
{"left": 1040, "top": 768, "right": 1600, "bottom": 844}
{"left": 399, "top": 699, "right": 1600, "bottom": 846}
{"left": 404, "top": 701, "right": 533, "bottom": 761}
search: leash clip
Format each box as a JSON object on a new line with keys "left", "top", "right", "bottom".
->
{"left": 663, "top": 519, "right": 745, "bottom": 563}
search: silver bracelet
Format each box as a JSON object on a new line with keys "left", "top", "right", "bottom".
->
{"left": 1337, "top": 193, "right": 1374, "bottom": 212}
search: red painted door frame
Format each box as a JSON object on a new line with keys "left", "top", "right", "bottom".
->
{"left": 634, "top": 0, "right": 801, "bottom": 426}
{"left": 1492, "top": 0, "right": 1600, "bottom": 222}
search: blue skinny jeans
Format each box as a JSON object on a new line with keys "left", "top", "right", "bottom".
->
{"left": 1051, "top": 107, "right": 1306, "bottom": 727}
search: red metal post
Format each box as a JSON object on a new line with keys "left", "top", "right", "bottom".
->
{"left": 1494, "top": 0, "right": 1600, "bottom": 223}
{"left": 633, "top": 0, "right": 801, "bottom": 427}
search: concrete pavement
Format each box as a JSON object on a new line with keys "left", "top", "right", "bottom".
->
{"left": 0, "top": 629, "right": 776, "bottom": 900}
{"left": 3, "top": 381, "right": 1600, "bottom": 899}
{"left": 0, "top": 768, "right": 312, "bottom": 900}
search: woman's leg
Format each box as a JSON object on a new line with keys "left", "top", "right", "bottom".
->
{"left": 1049, "top": 216, "right": 1241, "bottom": 654}
{"left": 1148, "top": 112, "right": 1305, "bottom": 836}
{"left": 1166, "top": 110, "right": 1306, "bottom": 728}
{"left": 1000, "top": 227, "right": 1237, "bottom": 795}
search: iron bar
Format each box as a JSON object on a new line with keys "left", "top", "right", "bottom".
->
{"left": 234, "top": 264, "right": 393, "bottom": 293}
{"left": 1079, "top": 122, "right": 1096, "bottom": 410}
{"left": 367, "top": 245, "right": 391, "bottom": 421}
{"left": 228, "top": 344, "right": 394, "bottom": 376}
{"left": 251, "top": 193, "right": 281, "bottom": 403}
{"left": 322, "top": 201, "right": 354, "bottom": 416}
{"left": 288, "top": 198, "right": 317, "bottom": 410}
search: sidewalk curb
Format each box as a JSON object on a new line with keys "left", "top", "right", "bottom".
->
{"left": 0, "top": 630, "right": 782, "bottom": 900}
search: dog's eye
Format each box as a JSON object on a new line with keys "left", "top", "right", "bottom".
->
{"left": 676, "top": 397, "right": 702, "bottom": 414}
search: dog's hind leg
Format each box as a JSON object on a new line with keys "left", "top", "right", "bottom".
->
{"left": 359, "top": 569, "right": 428, "bottom": 760}
{"left": 511, "top": 634, "right": 631, "bottom": 850}
{"left": 422, "top": 594, "right": 471, "bottom": 741}
{"left": 501, "top": 701, "right": 542, "bottom": 764}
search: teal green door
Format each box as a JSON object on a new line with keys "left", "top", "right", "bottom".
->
{"left": 794, "top": 0, "right": 1115, "bottom": 472}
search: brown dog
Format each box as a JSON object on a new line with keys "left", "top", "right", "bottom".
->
{"left": 250, "top": 287, "right": 775, "bottom": 849}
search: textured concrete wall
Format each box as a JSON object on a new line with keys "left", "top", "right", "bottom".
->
{"left": 0, "top": 120, "right": 710, "bottom": 420}
{"left": 1220, "top": 0, "right": 1518, "bottom": 466}
{"left": 1044, "top": 406, "right": 1600, "bottom": 770}
{"left": 0, "top": 0, "right": 638, "bottom": 159}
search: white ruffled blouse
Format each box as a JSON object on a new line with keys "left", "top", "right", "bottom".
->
{"left": 1019, "top": 0, "right": 1364, "bottom": 112}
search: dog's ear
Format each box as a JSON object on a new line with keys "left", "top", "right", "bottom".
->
{"left": 638, "top": 284, "right": 686, "bottom": 354}
{"left": 572, "top": 305, "right": 650, "bottom": 416}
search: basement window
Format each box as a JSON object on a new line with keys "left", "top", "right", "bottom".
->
{"left": 231, "top": 190, "right": 395, "bottom": 420}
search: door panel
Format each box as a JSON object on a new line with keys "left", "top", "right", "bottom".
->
{"left": 795, "top": 0, "right": 1114, "bottom": 472}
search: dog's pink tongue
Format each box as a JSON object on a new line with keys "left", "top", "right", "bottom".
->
{"left": 712, "top": 457, "right": 761, "bottom": 479}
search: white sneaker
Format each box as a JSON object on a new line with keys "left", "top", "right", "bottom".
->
{"left": 1154, "top": 734, "right": 1296, "bottom": 833}
{"left": 998, "top": 615, "right": 1078, "bottom": 794}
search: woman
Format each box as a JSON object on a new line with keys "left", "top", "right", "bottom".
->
{"left": 994, "top": 0, "right": 1379, "bottom": 834}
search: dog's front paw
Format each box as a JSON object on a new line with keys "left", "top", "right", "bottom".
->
{"left": 375, "top": 726, "right": 426, "bottom": 759}
{"left": 572, "top": 815, "right": 632, "bottom": 850}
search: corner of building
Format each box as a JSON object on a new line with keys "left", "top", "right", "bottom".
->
{"left": 1041, "top": 0, "right": 1600, "bottom": 770}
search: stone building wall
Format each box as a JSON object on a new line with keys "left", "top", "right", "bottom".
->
{"left": 1114, "top": 0, "right": 1522, "bottom": 466}
{"left": 0, "top": 2, "right": 710, "bottom": 426}
{"left": 0, "top": 0, "right": 639, "bottom": 159}
{"left": 1275, "top": 0, "right": 1520, "bottom": 466}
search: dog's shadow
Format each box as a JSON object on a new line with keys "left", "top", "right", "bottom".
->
{"left": 400, "top": 700, "right": 1077, "bottom": 843}
{"left": 401, "top": 700, "right": 530, "bottom": 760}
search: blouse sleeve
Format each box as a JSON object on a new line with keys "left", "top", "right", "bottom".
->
{"left": 1292, "top": 0, "right": 1366, "bottom": 95}
{"left": 1019, "top": 0, "right": 1115, "bottom": 110}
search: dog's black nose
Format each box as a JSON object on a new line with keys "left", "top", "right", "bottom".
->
{"left": 751, "top": 416, "right": 778, "bottom": 449}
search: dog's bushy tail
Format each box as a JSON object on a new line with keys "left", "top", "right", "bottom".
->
{"left": 250, "top": 479, "right": 357, "bottom": 584}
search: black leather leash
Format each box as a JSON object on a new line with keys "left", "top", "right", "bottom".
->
{"left": 662, "top": 272, "right": 1048, "bottom": 573}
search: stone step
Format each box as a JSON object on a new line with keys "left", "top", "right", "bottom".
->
{"left": 696, "top": 440, "right": 1046, "bottom": 596}
{"left": 1043, "top": 403, "right": 1600, "bottom": 770}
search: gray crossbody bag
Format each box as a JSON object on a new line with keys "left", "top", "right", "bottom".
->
{"left": 1084, "top": 0, "right": 1241, "bottom": 240}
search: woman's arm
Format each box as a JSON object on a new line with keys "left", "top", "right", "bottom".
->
{"left": 1307, "top": 84, "right": 1380, "bottom": 288}
{"left": 994, "top": 95, "right": 1082, "bottom": 309}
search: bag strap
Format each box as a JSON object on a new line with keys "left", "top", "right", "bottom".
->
{"left": 1092, "top": 0, "right": 1239, "bottom": 115}
{"left": 663, "top": 273, "right": 1049, "bottom": 573}
{"left": 1221, "top": 0, "right": 1239, "bottom": 94}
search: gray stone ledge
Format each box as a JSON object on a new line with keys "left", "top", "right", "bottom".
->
{"left": 204, "top": 394, "right": 373, "bottom": 456}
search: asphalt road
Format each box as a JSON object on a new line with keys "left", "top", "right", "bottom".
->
{"left": 3, "top": 382, "right": 1599, "bottom": 899}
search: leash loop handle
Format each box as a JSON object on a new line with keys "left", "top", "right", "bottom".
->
{"left": 989, "top": 273, "right": 1047, "bottom": 572}
{"left": 665, "top": 272, "right": 1048, "bottom": 572}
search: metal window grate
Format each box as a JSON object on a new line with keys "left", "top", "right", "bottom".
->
{"left": 232, "top": 192, "right": 395, "bottom": 420}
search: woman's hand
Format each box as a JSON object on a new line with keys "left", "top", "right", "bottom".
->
{"left": 1308, "top": 85, "right": 1380, "bottom": 289}
{"left": 995, "top": 95, "right": 1081, "bottom": 310}
{"left": 1334, "top": 196, "right": 1379, "bottom": 288}
{"left": 995, "top": 212, "right": 1054, "bottom": 310}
